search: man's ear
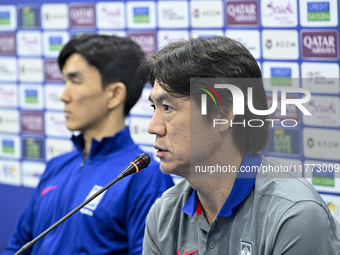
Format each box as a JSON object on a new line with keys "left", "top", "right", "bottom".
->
{"left": 106, "top": 82, "right": 126, "bottom": 110}
{"left": 217, "top": 106, "right": 235, "bottom": 132}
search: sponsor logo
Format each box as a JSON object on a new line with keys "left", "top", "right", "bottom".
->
{"left": 96, "top": 2, "right": 125, "bottom": 28}
{"left": 262, "top": 62, "right": 300, "bottom": 89}
{"left": 307, "top": 2, "right": 330, "bottom": 21}
{"left": 267, "top": 128, "right": 300, "bottom": 155}
{"left": 127, "top": 2, "right": 156, "bottom": 28}
{"left": 45, "top": 111, "right": 71, "bottom": 138}
{"left": 0, "top": 57, "right": 17, "bottom": 81}
{"left": 192, "top": 8, "right": 221, "bottom": 18}
{"left": 0, "top": 85, "right": 17, "bottom": 107}
{"left": 22, "top": 137, "right": 45, "bottom": 161}
{"left": 41, "top": 4, "right": 68, "bottom": 29}
{"left": 158, "top": 1, "right": 189, "bottom": 28}
{"left": 129, "top": 32, "right": 156, "bottom": 55}
{"left": 226, "top": 0, "right": 258, "bottom": 26}
{"left": 301, "top": 62, "right": 339, "bottom": 93}
{"left": 265, "top": 39, "right": 273, "bottom": 49}
{"left": 49, "top": 36, "right": 62, "bottom": 51}
{"left": 2, "top": 139, "right": 14, "bottom": 154}
{"left": 312, "top": 163, "right": 335, "bottom": 187}
{"left": 303, "top": 96, "right": 340, "bottom": 127}
{"left": 43, "top": 32, "right": 70, "bottom": 56}
{"left": 303, "top": 128, "right": 340, "bottom": 160}
{"left": 70, "top": 4, "right": 95, "bottom": 28}
{"left": 21, "top": 111, "right": 44, "bottom": 134}
{"left": 0, "top": 160, "right": 20, "bottom": 186}
{"left": 44, "top": 59, "right": 63, "bottom": 82}
{"left": 0, "top": 65, "right": 14, "bottom": 77}
{"left": 0, "top": 135, "right": 20, "bottom": 159}
{"left": 0, "top": 33, "right": 16, "bottom": 54}
{"left": 25, "top": 89, "right": 38, "bottom": 104}
{"left": 191, "top": 1, "right": 223, "bottom": 28}
{"left": 19, "top": 85, "right": 44, "bottom": 111}
{"left": 261, "top": 0, "right": 297, "bottom": 27}
{"left": 301, "top": 30, "right": 338, "bottom": 59}
{"left": 17, "top": 31, "right": 41, "bottom": 56}
{"left": 0, "top": 109, "right": 20, "bottom": 133}
{"left": 262, "top": 30, "right": 299, "bottom": 59}
{"left": 0, "top": 6, "right": 16, "bottom": 30}
{"left": 133, "top": 7, "right": 149, "bottom": 23}
{"left": 270, "top": 67, "right": 292, "bottom": 86}
{"left": 19, "top": 58, "right": 43, "bottom": 82}
{"left": 300, "top": 0, "right": 338, "bottom": 27}
{"left": 19, "top": 6, "right": 40, "bottom": 28}
{"left": 162, "top": 8, "right": 185, "bottom": 20}
{"left": 0, "top": 11, "right": 10, "bottom": 25}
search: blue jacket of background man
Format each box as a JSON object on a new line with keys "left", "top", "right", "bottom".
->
{"left": 3, "top": 127, "right": 174, "bottom": 255}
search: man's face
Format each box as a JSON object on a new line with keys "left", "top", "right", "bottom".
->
{"left": 148, "top": 81, "right": 226, "bottom": 178}
{"left": 148, "top": 82, "right": 191, "bottom": 177}
{"left": 60, "top": 53, "right": 110, "bottom": 134}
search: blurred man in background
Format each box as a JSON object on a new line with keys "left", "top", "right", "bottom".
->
{"left": 3, "top": 34, "right": 173, "bottom": 255}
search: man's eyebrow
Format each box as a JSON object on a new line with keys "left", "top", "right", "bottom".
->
{"left": 148, "top": 92, "right": 175, "bottom": 104}
{"left": 64, "top": 71, "right": 83, "bottom": 80}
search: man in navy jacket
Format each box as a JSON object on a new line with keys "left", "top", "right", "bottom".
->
{"left": 3, "top": 34, "right": 173, "bottom": 255}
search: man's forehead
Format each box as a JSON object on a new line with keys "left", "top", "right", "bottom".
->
{"left": 149, "top": 84, "right": 174, "bottom": 103}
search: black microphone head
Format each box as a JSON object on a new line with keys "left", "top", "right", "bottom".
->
{"left": 119, "top": 153, "right": 151, "bottom": 179}
{"left": 133, "top": 153, "right": 151, "bottom": 170}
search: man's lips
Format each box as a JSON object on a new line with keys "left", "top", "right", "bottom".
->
{"left": 154, "top": 145, "right": 168, "bottom": 158}
{"left": 64, "top": 111, "right": 71, "bottom": 117}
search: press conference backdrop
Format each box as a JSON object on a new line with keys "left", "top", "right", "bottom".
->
{"left": 0, "top": 0, "right": 339, "bottom": 250}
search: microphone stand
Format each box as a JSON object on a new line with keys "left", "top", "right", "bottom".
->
{"left": 15, "top": 153, "right": 150, "bottom": 255}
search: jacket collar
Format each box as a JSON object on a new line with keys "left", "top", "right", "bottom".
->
{"left": 71, "top": 127, "right": 134, "bottom": 158}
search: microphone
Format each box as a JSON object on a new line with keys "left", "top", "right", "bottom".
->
{"left": 15, "top": 153, "right": 151, "bottom": 255}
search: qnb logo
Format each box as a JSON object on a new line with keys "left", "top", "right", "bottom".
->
{"left": 200, "top": 84, "right": 312, "bottom": 128}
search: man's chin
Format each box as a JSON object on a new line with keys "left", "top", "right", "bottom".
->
{"left": 160, "top": 164, "right": 185, "bottom": 178}
{"left": 159, "top": 164, "right": 173, "bottom": 175}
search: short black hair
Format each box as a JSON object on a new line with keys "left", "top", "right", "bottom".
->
{"left": 139, "top": 36, "right": 269, "bottom": 156}
{"left": 58, "top": 34, "right": 146, "bottom": 116}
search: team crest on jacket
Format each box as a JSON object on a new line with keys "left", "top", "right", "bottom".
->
{"left": 240, "top": 240, "right": 252, "bottom": 255}
{"left": 80, "top": 185, "right": 106, "bottom": 216}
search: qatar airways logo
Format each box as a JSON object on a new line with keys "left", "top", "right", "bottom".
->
{"left": 226, "top": 1, "right": 258, "bottom": 25}
{"left": 198, "top": 82, "right": 311, "bottom": 128}
{"left": 302, "top": 31, "right": 338, "bottom": 59}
